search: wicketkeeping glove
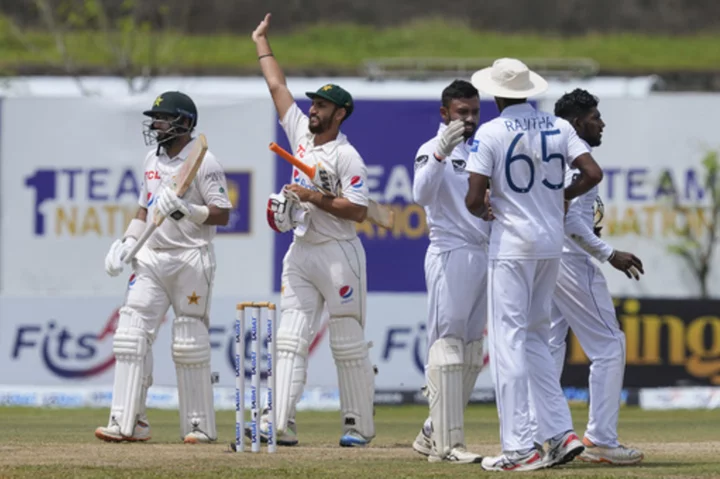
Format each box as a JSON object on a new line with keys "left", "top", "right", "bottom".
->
{"left": 435, "top": 119, "right": 466, "bottom": 159}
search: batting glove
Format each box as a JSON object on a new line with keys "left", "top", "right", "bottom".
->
{"left": 104, "top": 237, "right": 137, "bottom": 277}
{"left": 155, "top": 186, "right": 209, "bottom": 224}
{"left": 156, "top": 186, "right": 191, "bottom": 221}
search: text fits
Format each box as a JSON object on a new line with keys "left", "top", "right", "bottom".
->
{"left": 232, "top": 302, "right": 277, "bottom": 453}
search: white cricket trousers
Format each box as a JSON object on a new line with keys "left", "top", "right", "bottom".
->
{"left": 128, "top": 245, "right": 216, "bottom": 331}
{"left": 281, "top": 236, "right": 367, "bottom": 325}
{"left": 547, "top": 254, "right": 626, "bottom": 448}
{"left": 488, "top": 258, "right": 573, "bottom": 452}
{"left": 424, "top": 245, "right": 488, "bottom": 350}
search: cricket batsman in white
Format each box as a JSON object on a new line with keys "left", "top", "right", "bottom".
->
{"left": 465, "top": 58, "right": 604, "bottom": 471}
{"left": 96, "top": 91, "right": 232, "bottom": 444}
{"left": 410, "top": 80, "right": 490, "bottom": 463}
{"left": 252, "top": 13, "right": 376, "bottom": 447}
{"left": 528, "top": 88, "right": 644, "bottom": 464}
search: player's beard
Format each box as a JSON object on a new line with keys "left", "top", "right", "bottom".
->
{"left": 308, "top": 114, "right": 332, "bottom": 134}
{"left": 462, "top": 122, "right": 478, "bottom": 140}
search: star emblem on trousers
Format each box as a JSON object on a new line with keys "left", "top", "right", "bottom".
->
{"left": 187, "top": 291, "right": 201, "bottom": 305}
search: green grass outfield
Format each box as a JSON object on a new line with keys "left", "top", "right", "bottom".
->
{"left": 0, "top": 404, "right": 718, "bottom": 478}
{"left": 0, "top": 19, "right": 719, "bottom": 74}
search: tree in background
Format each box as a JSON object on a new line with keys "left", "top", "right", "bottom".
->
{"left": 0, "top": 0, "right": 189, "bottom": 95}
{"left": 664, "top": 151, "right": 720, "bottom": 298}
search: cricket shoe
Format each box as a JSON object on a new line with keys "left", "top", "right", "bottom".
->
{"left": 428, "top": 446, "right": 483, "bottom": 464}
{"left": 244, "top": 415, "right": 299, "bottom": 446}
{"left": 412, "top": 427, "right": 432, "bottom": 456}
{"left": 481, "top": 450, "right": 545, "bottom": 472}
{"left": 339, "top": 430, "right": 372, "bottom": 447}
{"left": 543, "top": 431, "right": 585, "bottom": 468}
{"left": 95, "top": 418, "right": 151, "bottom": 442}
{"left": 184, "top": 430, "right": 214, "bottom": 444}
{"left": 578, "top": 437, "right": 644, "bottom": 465}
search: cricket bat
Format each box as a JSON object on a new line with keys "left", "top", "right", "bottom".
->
{"left": 123, "top": 134, "right": 209, "bottom": 264}
{"left": 269, "top": 142, "right": 394, "bottom": 229}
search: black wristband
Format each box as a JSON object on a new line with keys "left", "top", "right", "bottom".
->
{"left": 258, "top": 53, "right": 274, "bottom": 60}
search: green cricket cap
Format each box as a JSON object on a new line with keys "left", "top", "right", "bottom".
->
{"left": 306, "top": 84, "right": 354, "bottom": 120}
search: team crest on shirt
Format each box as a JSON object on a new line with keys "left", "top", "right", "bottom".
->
{"left": 451, "top": 159, "right": 467, "bottom": 173}
{"left": 471, "top": 140, "right": 479, "bottom": 152}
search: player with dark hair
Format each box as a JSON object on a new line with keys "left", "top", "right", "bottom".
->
{"left": 251, "top": 13, "right": 376, "bottom": 448}
{"left": 410, "top": 79, "right": 490, "bottom": 463}
{"left": 465, "top": 59, "right": 605, "bottom": 471}
{"left": 529, "top": 88, "right": 645, "bottom": 465}
{"left": 97, "top": 91, "right": 232, "bottom": 444}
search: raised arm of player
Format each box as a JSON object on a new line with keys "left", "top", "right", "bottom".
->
{"left": 413, "top": 120, "right": 465, "bottom": 206}
{"left": 252, "top": 13, "right": 294, "bottom": 120}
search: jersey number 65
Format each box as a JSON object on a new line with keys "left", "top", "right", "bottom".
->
{"left": 505, "top": 129, "right": 565, "bottom": 193}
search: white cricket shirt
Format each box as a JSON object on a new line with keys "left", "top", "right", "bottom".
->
{"left": 413, "top": 123, "right": 490, "bottom": 253}
{"left": 280, "top": 103, "right": 369, "bottom": 244}
{"left": 138, "top": 137, "right": 232, "bottom": 249}
{"left": 563, "top": 140, "right": 614, "bottom": 262}
{"left": 466, "top": 103, "right": 590, "bottom": 260}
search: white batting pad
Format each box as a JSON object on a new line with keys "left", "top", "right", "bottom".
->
{"left": 172, "top": 317, "right": 216, "bottom": 441}
{"left": 110, "top": 307, "right": 150, "bottom": 437}
{"left": 329, "top": 317, "right": 376, "bottom": 439}
{"left": 462, "top": 340, "right": 484, "bottom": 408}
{"left": 274, "top": 309, "right": 310, "bottom": 434}
{"left": 137, "top": 348, "right": 153, "bottom": 424}
{"left": 427, "top": 337, "right": 465, "bottom": 457}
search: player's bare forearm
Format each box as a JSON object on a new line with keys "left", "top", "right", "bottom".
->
{"left": 203, "top": 205, "right": 230, "bottom": 226}
{"left": 308, "top": 191, "right": 368, "bottom": 223}
{"left": 465, "top": 173, "right": 489, "bottom": 218}
{"left": 135, "top": 207, "right": 148, "bottom": 221}
{"left": 565, "top": 153, "right": 603, "bottom": 201}
{"left": 253, "top": 14, "right": 294, "bottom": 119}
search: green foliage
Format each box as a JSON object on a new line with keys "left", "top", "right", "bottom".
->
{"left": 1, "top": 19, "right": 720, "bottom": 73}
{"left": 667, "top": 149, "right": 720, "bottom": 298}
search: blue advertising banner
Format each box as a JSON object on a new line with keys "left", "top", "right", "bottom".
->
{"left": 273, "top": 99, "right": 504, "bottom": 292}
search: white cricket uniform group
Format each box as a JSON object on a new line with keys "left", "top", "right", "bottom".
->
{"left": 412, "top": 123, "right": 491, "bottom": 459}
{"left": 466, "top": 103, "right": 590, "bottom": 452}
{"left": 529, "top": 140, "right": 625, "bottom": 449}
{"left": 108, "top": 137, "right": 231, "bottom": 440}
{"left": 272, "top": 103, "right": 376, "bottom": 441}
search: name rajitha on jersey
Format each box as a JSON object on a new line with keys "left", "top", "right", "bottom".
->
{"left": 466, "top": 103, "right": 590, "bottom": 260}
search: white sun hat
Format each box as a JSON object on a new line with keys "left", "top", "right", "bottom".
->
{"left": 471, "top": 58, "right": 549, "bottom": 99}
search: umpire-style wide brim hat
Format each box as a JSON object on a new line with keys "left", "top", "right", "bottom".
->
{"left": 471, "top": 58, "right": 548, "bottom": 99}
{"left": 306, "top": 83, "right": 354, "bottom": 119}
